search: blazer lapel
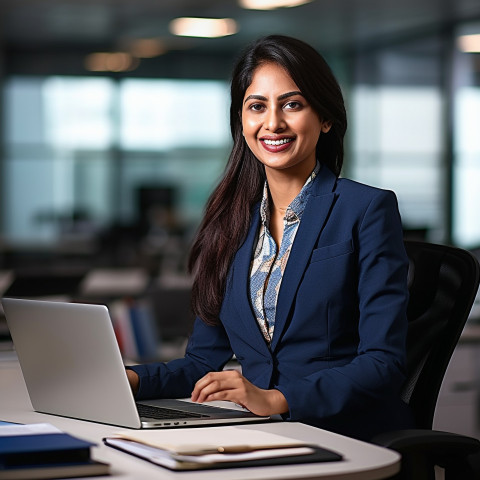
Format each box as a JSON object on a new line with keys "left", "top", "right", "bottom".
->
{"left": 229, "top": 205, "right": 272, "bottom": 357}
{"left": 270, "top": 167, "right": 338, "bottom": 351}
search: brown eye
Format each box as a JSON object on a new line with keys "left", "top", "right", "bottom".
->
{"left": 249, "top": 103, "right": 264, "bottom": 112}
{"left": 284, "top": 101, "right": 301, "bottom": 110}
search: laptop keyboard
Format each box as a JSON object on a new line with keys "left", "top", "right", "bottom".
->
{"left": 136, "top": 403, "right": 208, "bottom": 420}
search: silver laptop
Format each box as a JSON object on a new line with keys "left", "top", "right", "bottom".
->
{"left": 2, "top": 297, "right": 269, "bottom": 429}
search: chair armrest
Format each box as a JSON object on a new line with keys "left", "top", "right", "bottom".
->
{"left": 372, "top": 429, "right": 480, "bottom": 478}
{"left": 372, "top": 429, "right": 480, "bottom": 457}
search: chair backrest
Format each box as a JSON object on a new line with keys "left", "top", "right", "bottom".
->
{"left": 401, "top": 241, "right": 480, "bottom": 429}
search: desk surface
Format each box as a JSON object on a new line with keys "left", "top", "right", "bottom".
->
{"left": 0, "top": 352, "right": 400, "bottom": 480}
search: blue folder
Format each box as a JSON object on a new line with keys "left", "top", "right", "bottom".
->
{"left": 0, "top": 433, "right": 94, "bottom": 467}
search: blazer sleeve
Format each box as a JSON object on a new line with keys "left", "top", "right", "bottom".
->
{"left": 128, "top": 318, "right": 234, "bottom": 400}
{"left": 275, "top": 189, "right": 410, "bottom": 425}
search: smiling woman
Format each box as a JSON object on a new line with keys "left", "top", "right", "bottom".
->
{"left": 126, "top": 35, "right": 415, "bottom": 441}
{"left": 241, "top": 62, "right": 330, "bottom": 178}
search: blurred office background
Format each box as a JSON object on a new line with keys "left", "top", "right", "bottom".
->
{"left": 1, "top": 0, "right": 480, "bottom": 438}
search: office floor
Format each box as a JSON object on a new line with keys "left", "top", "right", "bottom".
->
{"left": 431, "top": 328, "right": 480, "bottom": 480}
{"left": 434, "top": 326, "right": 480, "bottom": 441}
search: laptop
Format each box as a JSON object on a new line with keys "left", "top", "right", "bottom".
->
{"left": 2, "top": 297, "right": 270, "bottom": 429}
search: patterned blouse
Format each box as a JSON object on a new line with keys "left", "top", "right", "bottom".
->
{"left": 249, "top": 162, "right": 321, "bottom": 344}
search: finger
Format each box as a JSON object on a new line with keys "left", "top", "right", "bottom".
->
{"left": 192, "top": 375, "right": 245, "bottom": 402}
{"left": 201, "top": 389, "right": 237, "bottom": 403}
{"left": 192, "top": 375, "right": 223, "bottom": 402}
{"left": 191, "top": 372, "right": 220, "bottom": 401}
{"left": 192, "top": 371, "right": 241, "bottom": 401}
{"left": 195, "top": 378, "right": 237, "bottom": 403}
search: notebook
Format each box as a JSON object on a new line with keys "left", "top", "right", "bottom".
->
{"left": 2, "top": 297, "right": 270, "bottom": 429}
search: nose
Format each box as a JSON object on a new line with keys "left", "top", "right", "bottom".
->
{"left": 264, "top": 107, "right": 285, "bottom": 132}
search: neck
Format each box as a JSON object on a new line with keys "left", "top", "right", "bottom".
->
{"left": 265, "top": 161, "right": 314, "bottom": 212}
{"left": 267, "top": 178, "right": 302, "bottom": 213}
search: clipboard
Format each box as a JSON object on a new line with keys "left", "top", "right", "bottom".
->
{"left": 103, "top": 426, "right": 343, "bottom": 471}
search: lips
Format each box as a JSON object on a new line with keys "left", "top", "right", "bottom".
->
{"left": 260, "top": 137, "right": 294, "bottom": 153}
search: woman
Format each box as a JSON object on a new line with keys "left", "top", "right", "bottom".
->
{"left": 126, "top": 35, "right": 414, "bottom": 440}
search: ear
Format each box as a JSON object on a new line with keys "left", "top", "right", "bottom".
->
{"left": 321, "top": 120, "right": 332, "bottom": 134}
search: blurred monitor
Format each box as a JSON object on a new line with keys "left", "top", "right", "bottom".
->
{"left": 3, "top": 272, "right": 85, "bottom": 299}
{"left": 136, "top": 186, "right": 176, "bottom": 230}
{"left": 149, "top": 286, "right": 194, "bottom": 341}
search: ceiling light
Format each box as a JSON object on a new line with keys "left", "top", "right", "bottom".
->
{"left": 457, "top": 34, "right": 480, "bottom": 53}
{"left": 169, "top": 17, "right": 238, "bottom": 38}
{"left": 129, "top": 38, "right": 166, "bottom": 58}
{"left": 239, "top": 0, "right": 311, "bottom": 10}
{"left": 84, "top": 52, "right": 140, "bottom": 72}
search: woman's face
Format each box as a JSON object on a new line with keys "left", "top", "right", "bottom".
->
{"left": 241, "top": 62, "right": 331, "bottom": 176}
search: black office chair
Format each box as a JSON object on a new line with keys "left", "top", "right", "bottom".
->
{"left": 373, "top": 241, "right": 480, "bottom": 479}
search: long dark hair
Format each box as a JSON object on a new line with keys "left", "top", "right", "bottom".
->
{"left": 188, "top": 35, "right": 347, "bottom": 325}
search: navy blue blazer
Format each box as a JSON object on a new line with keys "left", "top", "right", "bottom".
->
{"left": 130, "top": 166, "right": 414, "bottom": 440}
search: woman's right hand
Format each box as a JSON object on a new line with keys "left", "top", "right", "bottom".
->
{"left": 126, "top": 369, "right": 140, "bottom": 396}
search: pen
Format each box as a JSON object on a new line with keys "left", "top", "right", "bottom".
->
{"left": 178, "top": 443, "right": 307, "bottom": 456}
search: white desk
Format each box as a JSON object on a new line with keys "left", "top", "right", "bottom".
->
{"left": 0, "top": 353, "right": 400, "bottom": 480}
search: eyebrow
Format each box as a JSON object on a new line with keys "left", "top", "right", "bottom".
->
{"left": 243, "top": 90, "right": 304, "bottom": 105}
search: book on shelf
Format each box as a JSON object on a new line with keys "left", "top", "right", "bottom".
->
{"left": 104, "top": 425, "right": 342, "bottom": 471}
{"left": 0, "top": 422, "right": 109, "bottom": 479}
{"left": 109, "top": 298, "right": 159, "bottom": 361}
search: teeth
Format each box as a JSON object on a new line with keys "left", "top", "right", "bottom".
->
{"left": 263, "top": 138, "right": 292, "bottom": 146}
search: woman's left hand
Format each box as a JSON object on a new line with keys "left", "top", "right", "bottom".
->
{"left": 191, "top": 370, "right": 288, "bottom": 417}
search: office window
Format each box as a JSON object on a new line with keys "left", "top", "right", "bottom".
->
{"left": 2, "top": 76, "right": 230, "bottom": 245}
{"left": 119, "top": 79, "right": 229, "bottom": 151}
{"left": 348, "top": 38, "right": 445, "bottom": 241}
{"left": 117, "top": 79, "right": 230, "bottom": 225}
{"left": 452, "top": 21, "right": 480, "bottom": 248}
{"left": 453, "top": 86, "right": 480, "bottom": 248}
{"left": 350, "top": 85, "right": 443, "bottom": 236}
{"left": 44, "top": 77, "right": 114, "bottom": 149}
{"left": 2, "top": 76, "right": 115, "bottom": 242}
